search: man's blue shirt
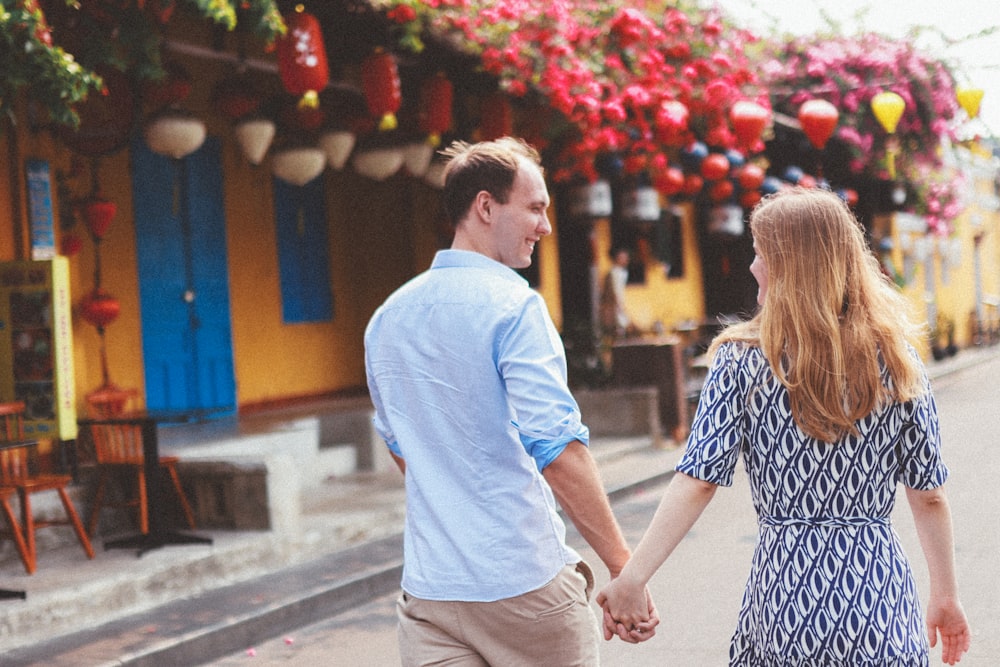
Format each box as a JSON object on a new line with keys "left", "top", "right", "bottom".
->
{"left": 364, "top": 249, "right": 588, "bottom": 601}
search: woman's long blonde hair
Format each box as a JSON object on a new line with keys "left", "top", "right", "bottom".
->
{"left": 712, "top": 187, "right": 925, "bottom": 442}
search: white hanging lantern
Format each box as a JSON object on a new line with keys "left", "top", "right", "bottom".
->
{"left": 424, "top": 159, "right": 447, "bottom": 189}
{"left": 352, "top": 147, "right": 405, "bottom": 181}
{"left": 144, "top": 108, "right": 207, "bottom": 159}
{"left": 234, "top": 117, "right": 276, "bottom": 165}
{"left": 271, "top": 146, "right": 326, "bottom": 186}
{"left": 621, "top": 185, "right": 661, "bottom": 221}
{"left": 403, "top": 142, "right": 435, "bottom": 177}
{"left": 318, "top": 130, "right": 356, "bottom": 170}
{"left": 567, "top": 180, "right": 612, "bottom": 217}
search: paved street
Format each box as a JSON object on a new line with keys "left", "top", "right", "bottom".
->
{"left": 210, "top": 353, "right": 999, "bottom": 666}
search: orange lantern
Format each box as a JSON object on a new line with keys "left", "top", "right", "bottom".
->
{"left": 362, "top": 48, "right": 402, "bottom": 132}
{"left": 419, "top": 73, "right": 453, "bottom": 146}
{"left": 276, "top": 5, "right": 329, "bottom": 109}
{"left": 480, "top": 92, "right": 513, "bottom": 141}
{"left": 871, "top": 91, "right": 905, "bottom": 178}
{"left": 797, "top": 100, "right": 839, "bottom": 150}
{"left": 956, "top": 86, "right": 984, "bottom": 119}
{"left": 729, "top": 101, "right": 769, "bottom": 151}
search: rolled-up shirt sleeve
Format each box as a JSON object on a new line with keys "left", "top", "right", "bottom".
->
{"left": 499, "top": 294, "right": 590, "bottom": 471}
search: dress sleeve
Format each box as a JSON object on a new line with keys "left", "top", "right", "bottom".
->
{"left": 897, "top": 378, "right": 949, "bottom": 490}
{"left": 675, "top": 342, "right": 748, "bottom": 487}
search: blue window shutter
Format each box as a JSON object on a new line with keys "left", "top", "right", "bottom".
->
{"left": 273, "top": 177, "right": 334, "bottom": 323}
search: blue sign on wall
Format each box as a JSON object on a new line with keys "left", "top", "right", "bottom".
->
{"left": 25, "top": 159, "right": 56, "bottom": 259}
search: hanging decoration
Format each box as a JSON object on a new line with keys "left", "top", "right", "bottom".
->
{"left": 79, "top": 194, "right": 117, "bottom": 240}
{"left": 234, "top": 116, "right": 277, "bottom": 165}
{"left": 419, "top": 72, "right": 454, "bottom": 147}
{"left": 480, "top": 92, "right": 513, "bottom": 141}
{"left": 271, "top": 146, "right": 327, "bottom": 186}
{"left": 797, "top": 99, "right": 839, "bottom": 150}
{"left": 655, "top": 100, "right": 690, "bottom": 147}
{"left": 276, "top": 4, "right": 329, "bottom": 109}
{"left": 319, "top": 130, "right": 356, "bottom": 170}
{"left": 143, "top": 107, "right": 207, "bottom": 159}
{"left": 361, "top": 48, "right": 402, "bottom": 131}
{"left": 871, "top": 91, "right": 905, "bottom": 178}
{"left": 729, "top": 101, "right": 770, "bottom": 152}
{"left": 956, "top": 86, "right": 984, "bottom": 119}
{"left": 212, "top": 71, "right": 266, "bottom": 121}
{"left": 352, "top": 146, "right": 406, "bottom": 181}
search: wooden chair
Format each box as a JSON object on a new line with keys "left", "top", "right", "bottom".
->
{"left": 82, "top": 389, "right": 196, "bottom": 537}
{"left": 0, "top": 401, "right": 94, "bottom": 575}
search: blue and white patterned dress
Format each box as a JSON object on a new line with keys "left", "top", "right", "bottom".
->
{"left": 677, "top": 342, "right": 948, "bottom": 666}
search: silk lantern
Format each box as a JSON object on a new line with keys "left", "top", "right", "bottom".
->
{"left": 480, "top": 92, "right": 513, "bottom": 141}
{"left": 276, "top": 5, "right": 329, "bottom": 109}
{"left": 78, "top": 288, "right": 121, "bottom": 329}
{"left": 79, "top": 193, "right": 116, "bottom": 240}
{"left": 797, "top": 100, "right": 839, "bottom": 150}
{"left": 871, "top": 91, "right": 905, "bottom": 179}
{"left": 700, "top": 153, "right": 730, "bottom": 181}
{"left": 656, "top": 100, "right": 690, "bottom": 146}
{"left": 956, "top": 86, "right": 984, "bottom": 119}
{"left": 729, "top": 101, "right": 769, "bottom": 151}
{"left": 362, "top": 48, "right": 402, "bottom": 132}
{"left": 420, "top": 73, "right": 453, "bottom": 147}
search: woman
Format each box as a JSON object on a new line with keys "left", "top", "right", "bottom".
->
{"left": 598, "top": 188, "right": 971, "bottom": 665}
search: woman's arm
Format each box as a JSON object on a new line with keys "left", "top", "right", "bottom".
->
{"left": 905, "top": 485, "right": 971, "bottom": 665}
{"left": 596, "top": 472, "right": 717, "bottom": 639}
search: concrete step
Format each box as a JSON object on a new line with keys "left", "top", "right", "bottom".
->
{"left": 2, "top": 436, "right": 680, "bottom": 665}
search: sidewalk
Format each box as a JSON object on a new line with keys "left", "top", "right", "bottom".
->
{"left": 3, "top": 344, "right": 996, "bottom": 666}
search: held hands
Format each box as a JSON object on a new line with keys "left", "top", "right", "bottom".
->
{"left": 595, "top": 576, "right": 659, "bottom": 643}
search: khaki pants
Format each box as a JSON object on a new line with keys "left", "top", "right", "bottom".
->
{"left": 397, "top": 562, "right": 599, "bottom": 666}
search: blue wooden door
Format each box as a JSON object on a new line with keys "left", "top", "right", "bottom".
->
{"left": 130, "top": 137, "right": 236, "bottom": 416}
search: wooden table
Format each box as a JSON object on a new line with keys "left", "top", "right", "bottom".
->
{"left": 611, "top": 336, "right": 691, "bottom": 444}
{"left": 77, "top": 415, "right": 213, "bottom": 557}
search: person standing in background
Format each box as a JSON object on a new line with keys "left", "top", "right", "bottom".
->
{"left": 600, "top": 247, "right": 632, "bottom": 340}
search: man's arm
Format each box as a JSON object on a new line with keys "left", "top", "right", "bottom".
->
{"left": 542, "top": 440, "right": 630, "bottom": 575}
{"left": 390, "top": 451, "right": 406, "bottom": 475}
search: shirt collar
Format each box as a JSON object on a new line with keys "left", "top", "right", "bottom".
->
{"left": 431, "top": 249, "right": 528, "bottom": 286}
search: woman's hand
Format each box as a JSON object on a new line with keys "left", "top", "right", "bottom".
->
{"left": 596, "top": 575, "right": 658, "bottom": 642}
{"left": 926, "top": 595, "right": 971, "bottom": 665}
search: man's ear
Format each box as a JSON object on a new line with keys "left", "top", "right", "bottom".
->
{"left": 473, "top": 190, "right": 492, "bottom": 223}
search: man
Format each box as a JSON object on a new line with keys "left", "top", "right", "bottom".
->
{"left": 599, "top": 247, "right": 631, "bottom": 339}
{"left": 365, "top": 137, "right": 657, "bottom": 666}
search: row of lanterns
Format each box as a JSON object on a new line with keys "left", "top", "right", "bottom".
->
{"left": 140, "top": 4, "right": 455, "bottom": 187}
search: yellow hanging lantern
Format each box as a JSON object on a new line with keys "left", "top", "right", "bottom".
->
{"left": 956, "top": 86, "right": 984, "bottom": 119}
{"left": 871, "top": 92, "right": 905, "bottom": 179}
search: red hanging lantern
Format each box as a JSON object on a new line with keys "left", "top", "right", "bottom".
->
{"left": 729, "top": 101, "right": 769, "bottom": 151}
{"left": 419, "top": 73, "right": 453, "bottom": 146}
{"left": 655, "top": 100, "right": 690, "bottom": 146}
{"left": 797, "top": 99, "right": 839, "bottom": 150}
{"left": 212, "top": 73, "right": 264, "bottom": 120}
{"left": 79, "top": 194, "right": 117, "bottom": 240}
{"left": 276, "top": 5, "right": 329, "bottom": 109}
{"left": 60, "top": 232, "right": 84, "bottom": 257}
{"left": 700, "top": 153, "right": 730, "bottom": 181}
{"left": 654, "top": 167, "right": 685, "bottom": 196}
{"left": 737, "top": 163, "right": 766, "bottom": 191}
{"left": 480, "top": 92, "right": 513, "bottom": 141}
{"left": 78, "top": 288, "right": 121, "bottom": 329}
{"left": 143, "top": 61, "right": 193, "bottom": 111}
{"left": 361, "top": 48, "right": 402, "bottom": 132}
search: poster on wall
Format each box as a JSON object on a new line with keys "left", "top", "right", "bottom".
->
{"left": 0, "top": 258, "right": 77, "bottom": 440}
{"left": 25, "top": 159, "right": 56, "bottom": 260}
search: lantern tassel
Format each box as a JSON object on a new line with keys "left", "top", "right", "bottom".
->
{"left": 298, "top": 90, "right": 320, "bottom": 110}
{"left": 378, "top": 113, "right": 398, "bottom": 132}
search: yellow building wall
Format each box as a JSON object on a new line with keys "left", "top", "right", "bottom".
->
{"left": 591, "top": 201, "right": 706, "bottom": 334}
{"left": 2, "top": 19, "right": 570, "bottom": 413}
{"left": 885, "top": 145, "right": 1000, "bottom": 357}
